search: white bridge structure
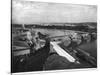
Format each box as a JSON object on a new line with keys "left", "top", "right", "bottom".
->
{"left": 50, "top": 41, "right": 78, "bottom": 63}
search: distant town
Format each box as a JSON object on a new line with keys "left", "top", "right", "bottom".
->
{"left": 12, "top": 22, "right": 97, "bottom": 32}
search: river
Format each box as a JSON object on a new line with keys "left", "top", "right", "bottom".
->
{"left": 78, "top": 40, "right": 97, "bottom": 59}
{"left": 13, "top": 28, "right": 97, "bottom": 57}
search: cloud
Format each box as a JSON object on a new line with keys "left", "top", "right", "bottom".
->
{"left": 12, "top": 0, "right": 97, "bottom": 24}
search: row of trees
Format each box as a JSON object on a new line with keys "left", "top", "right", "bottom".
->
{"left": 12, "top": 23, "right": 97, "bottom": 33}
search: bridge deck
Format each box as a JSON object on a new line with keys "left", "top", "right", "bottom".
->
{"left": 50, "top": 42, "right": 76, "bottom": 62}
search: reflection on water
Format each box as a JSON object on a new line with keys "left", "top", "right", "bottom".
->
{"left": 78, "top": 40, "right": 97, "bottom": 59}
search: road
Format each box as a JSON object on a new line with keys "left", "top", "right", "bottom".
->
{"left": 50, "top": 41, "right": 77, "bottom": 63}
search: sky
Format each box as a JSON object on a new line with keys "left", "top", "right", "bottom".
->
{"left": 12, "top": 0, "right": 97, "bottom": 24}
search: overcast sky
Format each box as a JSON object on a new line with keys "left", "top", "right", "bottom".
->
{"left": 12, "top": 0, "right": 97, "bottom": 24}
